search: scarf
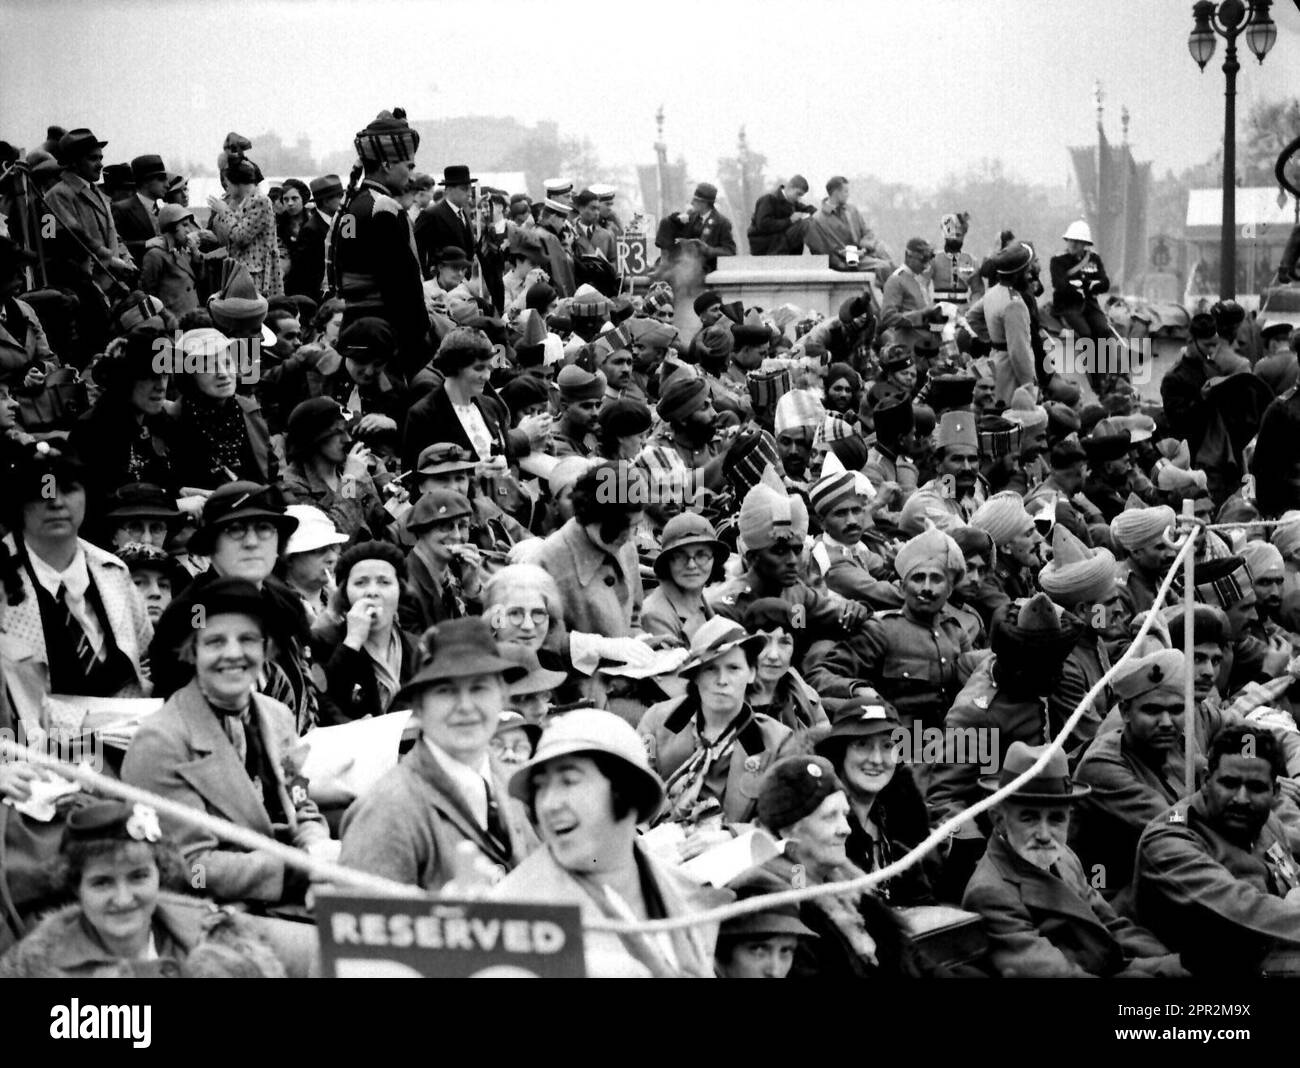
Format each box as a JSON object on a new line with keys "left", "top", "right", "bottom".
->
{"left": 188, "top": 393, "right": 248, "bottom": 479}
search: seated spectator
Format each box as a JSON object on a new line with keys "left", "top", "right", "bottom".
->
{"left": 714, "top": 868, "right": 817, "bottom": 977}
{"left": 338, "top": 618, "right": 536, "bottom": 891}
{"left": 641, "top": 513, "right": 728, "bottom": 646}
{"left": 962, "top": 741, "right": 1183, "bottom": 978}
{"left": 280, "top": 397, "right": 388, "bottom": 541}
{"left": 1135, "top": 725, "right": 1300, "bottom": 976}
{"left": 747, "top": 175, "right": 814, "bottom": 256}
{"left": 804, "top": 176, "right": 894, "bottom": 274}
{"left": 0, "top": 440, "right": 152, "bottom": 722}
{"left": 638, "top": 617, "right": 790, "bottom": 827}
{"left": 122, "top": 578, "right": 332, "bottom": 907}
{"left": 398, "top": 489, "right": 482, "bottom": 630}
{"left": 813, "top": 696, "right": 933, "bottom": 905}
{"left": 276, "top": 504, "right": 348, "bottom": 624}
{"left": 494, "top": 708, "right": 719, "bottom": 977}
{"left": 116, "top": 541, "right": 188, "bottom": 624}
{"left": 0, "top": 801, "right": 291, "bottom": 978}
{"left": 742, "top": 598, "right": 826, "bottom": 732}
{"left": 312, "top": 541, "right": 422, "bottom": 723}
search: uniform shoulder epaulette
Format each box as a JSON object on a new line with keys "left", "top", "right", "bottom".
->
{"left": 372, "top": 192, "right": 401, "bottom": 216}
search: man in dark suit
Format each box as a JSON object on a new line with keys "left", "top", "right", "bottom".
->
{"left": 748, "top": 175, "right": 814, "bottom": 255}
{"left": 284, "top": 174, "right": 343, "bottom": 298}
{"left": 655, "top": 182, "right": 736, "bottom": 275}
{"left": 414, "top": 164, "right": 476, "bottom": 278}
{"left": 112, "top": 154, "right": 167, "bottom": 267}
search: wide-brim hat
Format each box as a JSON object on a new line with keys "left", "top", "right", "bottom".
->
{"left": 399, "top": 618, "right": 528, "bottom": 703}
{"left": 113, "top": 542, "right": 191, "bottom": 588}
{"left": 652, "top": 513, "right": 728, "bottom": 580}
{"left": 282, "top": 504, "right": 348, "bottom": 556}
{"left": 130, "top": 154, "right": 167, "bottom": 183}
{"left": 308, "top": 174, "right": 344, "bottom": 202}
{"left": 58, "top": 128, "right": 107, "bottom": 160}
{"left": 498, "top": 643, "right": 569, "bottom": 696}
{"left": 978, "top": 740, "right": 1091, "bottom": 802}
{"left": 814, "top": 694, "right": 901, "bottom": 759}
{"left": 104, "top": 483, "right": 182, "bottom": 522}
{"left": 507, "top": 708, "right": 666, "bottom": 822}
{"left": 189, "top": 482, "right": 298, "bottom": 556}
{"left": 495, "top": 711, "right": 543, "bottom": 748}
{"left": 678, "top": 616, "right": 766, "bottom": 677}
{"left": 416, "top": 442, "right": 478, "bottom": 477}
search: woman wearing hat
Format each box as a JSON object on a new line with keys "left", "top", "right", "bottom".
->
{"left": 641, "top": 513, "right": 728, "bottom": 646}
{"left": 962, "top": 740, "right": 1183, "bottom": 978}
{"left": 0, "top": 440, "right": 153, "bottom": 718}
{"left": 810, "top": 696, "right": 932, "bottom": 905}
{"left": 208, "top": 157, "right": 283, "bottom": 298}
{"left": 166, "top": 328, "right": 277, "bottom": 490}
{"left": 280, "top": 396, "right": 388, "bottom": 541}
{"left": 741, "top": 598, "right": 826, "bottom": 731}
{"left": 638, "top": 616, "right": 791, "bottom": 828}
{"left": 751, "top": 755, "right": 933, "bottom": 977}
{"left": 276, "top": 504, "right": 349, "bottom": 623}
{"left": 115, "top": 541, "right": 190, "bottom": 624}
{"left": 67, "top": 325, "right": 181, "bottom": 510}
{"left": 338, "top": 617, "right": 537, "bottom": 891}
{"left": 714, "top": 868, "right": 817, "bottom": 978}
{"left": 494, "top": 708, "right": 721, "bottom": 977}
{"left": 140, "top": 202, "right": 203, "bottom": 318}
{"left": 312, "top": 541, "right": 423, "bottom": 724}
{"left": 0, "top": 800, "right": 303, "bottom": 978}
{"left": 123, "top": 577, "right": 333, "bottom": 908}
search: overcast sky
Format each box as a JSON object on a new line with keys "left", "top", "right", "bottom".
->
{"left": 4, "top": 0, "right": 1300, "bottom": 192}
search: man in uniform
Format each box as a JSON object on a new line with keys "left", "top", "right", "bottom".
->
{"left": 804, "top": 527, "right": 970, "bottom": 757}
{"left": 983, "top": 242, "right": 1036, "bottom": 406}
{"left": 551, "top": 365, "right": 605, "bottom": 459}
{"left": 709, "top": 471, "right": 868, "bottom": 642}
{"left": 1135, "top": 725, "right": 1300, "bottom": 976}
{"left": 970, "top": 491, "right": 1044, "bottom": 601}
{"left": 329, "top": 109, "right": 429, "bottom": 380}
{"left": 654, "top": 375, "right": 728, "bottom": 490}
{"left": 807, "top": 469, "right": 903, "bottom": 610}
{"left": 880, "top": 237, "right": 946, "bottom": 352}
{"left": 1110, "top": 504, "right": 1176, "bottom": 618}
{"left": 900, "top": 410, "right": 988, "bottom": 532}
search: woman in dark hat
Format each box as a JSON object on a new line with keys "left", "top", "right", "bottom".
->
{"left": 714, "top": 868, "right": 817, "bottom": 978}
{"left": 741, "top": 598, "right": 826, "bottom": 732}
{"left": 641, "top": 513, "right": 728, "bottom": 645}
{"left": 338, "top": 617, "right": 537, "bottom": 892}
{"left": 0, "top": 800, "right": 295, "bottom": 978}
{"left": 66, "top": 324, "right": 180, "bottom": 512}
{"left": 123, "top": 577, "right": 333, "bottom": 908}
{"left": 115, "top": 541, "right": 190, "bottom": 624}
{"left": 166, "top": 328, "right": 277, "bottom": 490}
{"left": 810, "top": 696, "right": 934, "bottom": 905}
{"left": 311, "top": 541, "right": 423, "bottom": 724}
{"left": 596, "top": 398, "right": 652, "bottom": 461}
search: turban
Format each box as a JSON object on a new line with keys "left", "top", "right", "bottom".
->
{"left": 978, "top": 416, "right": 1023, "bottom": 461}
{"left": 626, "top": 317, "right": 679, "bottom": 351}
{"left": 1110, "top": 505, "right": 1175, "bottom": 552}
{"left": 1194, "top": 556, "right": 1249, "bottom": 609}
{"left": 1112, "top": 649, "right": 1187, "bottom": 702}
{"left": 693, "top": 322, "right": 734, "bottom": 364}
{"left": 1155, "top": 444, "right": 1208, "bottom": 493}
{"left": 825, "top": 363, "right": 861, "bottom": 392}
{"left": 1094, "top": 414, "right": 1155, "bottom": 443}
{"left": 747, "top": 366, "right": 793, "bottom": 412}
{"left": 636, "top": 446, "right": 698, "bottom": 507}
{"left": 895, "top": 526, "right": 965, "bottom": 582}
{"left": 1039, "top": 526, "right": 1117, "bottom": 608}
{"left": 724, "top": 428, "right": 779, "bottom": 500}
{"left": 899, "top": 489, "right": 967, "bottom": 536}
{"left": 820, "top": 449, "right": 876, "bottom": 502}
{"left": 971, "top": 491, "right": 1032, "bottom": 547}
{"left": 829, "top": 434, "right": 869, "bottom": 472}
{"left": 814, "top": 414, "right": 857, "bottom": 448}
{"left": 1241, "top": 540, "right": 1285, "bottom": 581}
{"left": 740, "top": 470, "right": 809, "bottom": 551}
{"left": 656, "top": 375, "right": 709, "bottom": 424}
{"left": 1270, "top": 512, "right": 1300, "bottom": 560}
{"left": 808, "top": 470, "right": 860, "bottom": 519}
{"left": 775, "top": 389, "right": 825, "bottom": 436}
{"left": 1001, "top": 385, "right": 1048, "bottom": 431}
{"left": 557, "top": 365, "right": 606, "bottom": 404}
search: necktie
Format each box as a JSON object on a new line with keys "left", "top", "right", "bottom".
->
{"left": 484, "top": 780, "right": 510, "bottom": 857}
{"left": 56, "top": 584, "right": 101, "bottom": 673}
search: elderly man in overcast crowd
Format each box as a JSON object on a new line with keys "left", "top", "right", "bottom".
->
{"left": 10, "top": 56, "right": 1300, "bottom": 989}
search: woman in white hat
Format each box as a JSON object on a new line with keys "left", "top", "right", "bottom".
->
{"left": 276, "top": 504, "right": 349, "bottom": 623}
{"left": 494, "top": 708, "right": 722, "bottom": 978}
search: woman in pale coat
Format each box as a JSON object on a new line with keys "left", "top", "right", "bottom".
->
{"left": 208, "top": 158, "right": 283, "bottom": 298}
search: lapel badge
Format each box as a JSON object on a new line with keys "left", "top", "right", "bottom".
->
{"left": 744, "top": 754, "right": 762, "bottom": 773}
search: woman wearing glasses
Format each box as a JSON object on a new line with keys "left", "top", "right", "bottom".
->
{"left": 641, "top": 514, "right": 728, "bottom": 646}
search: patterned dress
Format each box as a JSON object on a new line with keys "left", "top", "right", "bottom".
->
{"left": 212, "top": 193, "right": 284, "bottom": 297}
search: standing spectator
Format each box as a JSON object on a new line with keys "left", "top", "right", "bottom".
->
{"left": 208, "top": 158, "right": 283, "bottom": 298}
{"left": 414, "top": 165, "right": 476, "bottom": 279}
{"left": 881, "top": 237, "right": 946, "bottom": 350}
{"left": 655, "top": 183, "right": 736, "bottom": 276}
{"left": 140, "top": 204, "right": 203, "bottom": 318}
{"left": 112, "top": 154, "right": 167, "bottom": 267}
{"left": 275, "top": 178, "right": 310, "bottom": 273}
{"left": 284, "top": 175, "right": 343, "bottom": 299}
{"left": 748, "top": 175, "right": 814, "bottom": 256}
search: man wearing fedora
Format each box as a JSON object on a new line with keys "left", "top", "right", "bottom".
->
{"left": 339, "top": 617, "right": 537, "bottom": 892}
{"left": 654, "top": 183, "right": 736, "bottom": 277}
{"left": 494, "top": 708, "right": 722, "bottom": 977}
{"left": 638, "top": 616, "right": 791, "bottom": 828}
{"left": 111, "top": 154, "right": 168, "bottom": 268}
{"left": 962, "top": 740, "right": 1183, "bottom": 977}
{"left": 414, "top": 165, "right": 477, "bottom": 280}
{"left": 329, "top": 109, "right": 429, "bottom": 380}
{"left": 284, "top": 174, "right": 344, "bottom": 299}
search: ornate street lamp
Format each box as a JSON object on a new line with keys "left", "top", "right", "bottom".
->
{"left": 1189, "top": 0, "right": 1277, "bottom": 299}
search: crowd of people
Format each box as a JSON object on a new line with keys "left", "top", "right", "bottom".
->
{"left": 4, "top": 107, "right": 1300, "bottom": 979}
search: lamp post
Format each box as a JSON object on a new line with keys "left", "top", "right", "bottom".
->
{"left": 1189, "top": 0, "right": 1277, "bottom": 300}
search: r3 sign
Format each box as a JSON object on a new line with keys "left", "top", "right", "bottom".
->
{"left": 617, "top": 233, "right": 650, "bottom": 277}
